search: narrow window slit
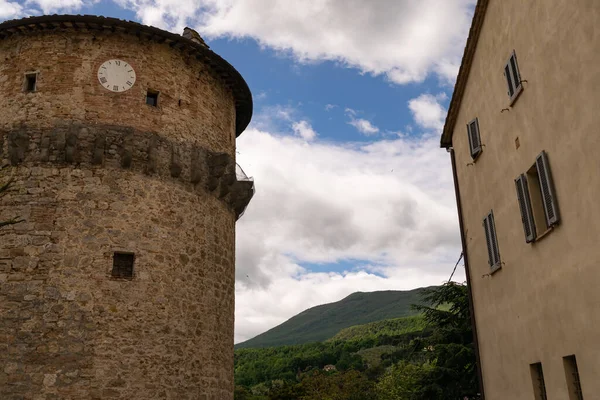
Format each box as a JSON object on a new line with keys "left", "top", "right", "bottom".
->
{"left": 112, "top": 252, "right": 135, "bottom": 279}
{"left": 530, "top": 362, "right": 548, "bottom": 400}
{"left": 24, "top": 73, "right": 37, "bottom": 92}
{"left": 563, "top": 355, "right": 584, "bottom": 400}
{"left": 146, "top": 90, "right": 159, "bottom": 107}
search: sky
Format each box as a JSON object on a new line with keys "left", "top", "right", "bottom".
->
{"left": 0, "top": 0, "right": 475, "bottom": 343}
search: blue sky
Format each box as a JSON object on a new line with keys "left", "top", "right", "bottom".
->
{"left": 0, "top": 0, "right": 475, "bottom": 342}
{"left": 213, "top": 38, "right": 449, "bottom": 143}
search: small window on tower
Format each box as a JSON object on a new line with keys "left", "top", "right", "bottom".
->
{"left": 112, "top": 252, "right": 135, "bottom": 279}
{"left": 146, "top": 90, "right": 159, "bottom": 107}
{"left": 24, "top": 72, "right": 38, "bottom": 92}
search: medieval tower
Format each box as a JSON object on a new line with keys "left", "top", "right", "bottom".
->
{"left": 0, "top": 15, "right": 254, "bottom": 399}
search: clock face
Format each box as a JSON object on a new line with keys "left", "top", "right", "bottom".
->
{"left": 97, "top": 59, "right": 136, "bottom": 93}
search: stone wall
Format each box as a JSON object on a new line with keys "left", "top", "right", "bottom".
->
{"left": 0, "top": 20, "right": 252, "bottom": 400}
{"left": 1, "top": 124, "right": 253, "bottom": 218}
{"left": 0, "top": 164, "right": 235, "bottom": 399}
{"left": 0, "top": 29, "right": 237, "bottom": 154}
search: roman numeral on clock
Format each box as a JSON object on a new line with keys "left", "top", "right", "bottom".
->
{"left": 100, "top": 77, "right": 107, "bottom": 84}
{"left": 113, "top": 85, "right": 119, "bottom": 91}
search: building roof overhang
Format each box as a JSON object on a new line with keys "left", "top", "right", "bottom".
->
{"left": 0, "top": 14, "right": 253, "bottom": 137}
{"left": 440, "top": 0, "right": 489, "bottom": 148}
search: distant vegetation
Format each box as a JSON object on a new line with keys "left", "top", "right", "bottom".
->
{"left": 329, "top": 315, "right": 427, "bottom": 343}
{"left": 234, "top": 283, "right": 480, "bottom": 400}
{"left": 235, "top": 287, "right": 432, "bottom": 349}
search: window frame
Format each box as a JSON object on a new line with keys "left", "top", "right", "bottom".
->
{"left": 504, "top": 50, "right": 523, "bottom": 105}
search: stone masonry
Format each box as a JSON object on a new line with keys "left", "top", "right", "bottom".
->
{"left": 0, "top": 15, "right": 253, "bottom": 400}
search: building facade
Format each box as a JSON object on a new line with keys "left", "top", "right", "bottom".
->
{"left": 0, "top": 15, "right": 253, "bottom": 399}
{"left": 441, "top": 1, "right": 599, "bottom": 399}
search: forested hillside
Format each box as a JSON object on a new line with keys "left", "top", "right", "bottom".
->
{"left": 236, "top": 287, "right": 433, "bottom": 348}
{"left": 328, "top": 315, "right": 427, "bottom": 342}
{"left": 234, "top": 283, "right": 480, "bottom": 400}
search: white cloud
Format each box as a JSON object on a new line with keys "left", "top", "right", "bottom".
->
{"left": 255, "top": 91, "right": 267, "bottom": 101}
{"left": 408, "top": 93, "right": 448, "bottom": 132}
{"left": 250, "top": 104, "right": 298, "bottom": 132}
{"left": 25, "top": 0, "right": 87, "bottom": 13}
{"left": 5, "top": 1, "right": 472, "bottom": 84}
{"left": 234, "top": 106, "right": 461, "bottom": 342}
{"left": 109, "top": 0, "right": 475, "bottom": 85}
{"left": 0, "top": 0, "right": 23, "bottom": 18}
{"left": 235, "top": 268, "right": 447, "bottom": 342}
{"left": 345, "top": 108, "right": 379, "bottom": 136}
{"left": 325, "top": 104, "right": 337, "bottom": 111}
{"left": 348, "top": 118, "right": 379, "bottom": 136}
{"left": 0, "top": 0, "right": 468, "bottom": 345}
{"left": 292, "top": 120, "right": 317, "bottom": 141}
{"left": 434, "top": 59, "right": 462, "bottom": 86}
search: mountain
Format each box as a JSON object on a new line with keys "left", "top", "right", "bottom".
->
{"left": 235, "top": 286, "right": 434, "bottom": 348}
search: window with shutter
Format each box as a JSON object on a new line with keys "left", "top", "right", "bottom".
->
{"left": 536, "top": 151, "right": 560, "bottom": 227}
{"left": 515, "top": 174, "right": 536, "bottom": 243}
{"left": 504, "top": 50, "right": 523, "bottom": 105}
{"left": 517, "top": 150, "right": 560, "bottom": 242}
{"left": 466, "top": 118, "right": 482, "bottom": 160}
{"left": 483, "top": 211, "right": 501, "bottom": 269}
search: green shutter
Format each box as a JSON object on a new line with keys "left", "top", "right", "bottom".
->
{"left": 467, "top": 118, "right": 482, "bottom": 160}
{"left": 483, "top": 211, "right": 501, "bottom": 268}
{"left": 515, "top": 174, "right": 537, "bottom": 242}
{"left": 536, "top": 151, "right": 560, "bottom": 227}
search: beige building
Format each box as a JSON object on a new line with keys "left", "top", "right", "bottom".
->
{"left": 0, "top": 15, "right": 253, "bottom": 399}
{"left": 441, "top": 1, "right": 599, "bottom": 399}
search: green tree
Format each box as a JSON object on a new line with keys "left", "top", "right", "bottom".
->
{"left": 335, "top": 351, "right": 364, "bottom": 371}
{"left": 268, "top": 380, "right": 304, "bottom": 400}
{"left": 410, "top": 282, "right": 480, "bottom": 399}
{"left": 298, "top": 370, "right": 376, "bottom": 400}
{"left": 376, "top": 361, "right": 438, "bottom": 400}
{"left": 234, "top": 385, "right": 252, "bottom": 400}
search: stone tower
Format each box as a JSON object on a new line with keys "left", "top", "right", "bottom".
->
{"left": 0, "top": 15, "right": 254, "bottom": 400}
